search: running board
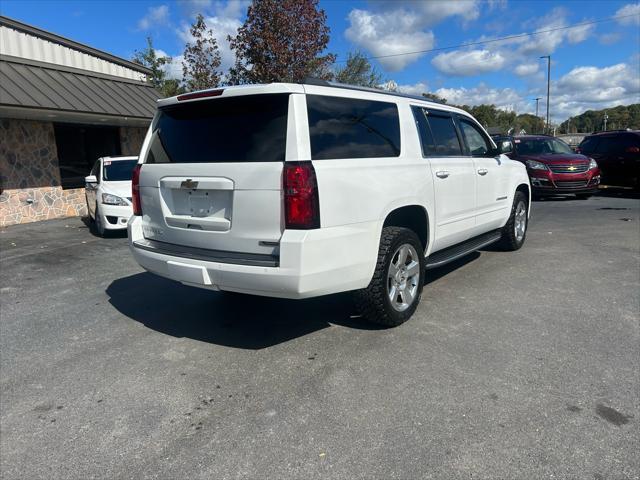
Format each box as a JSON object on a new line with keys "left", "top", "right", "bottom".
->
{"left": 426, "top": 230, "right": 502, "bottom": 270}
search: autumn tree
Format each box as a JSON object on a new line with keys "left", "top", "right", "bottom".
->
{"left": 132, "top": 37, "right": 184, "bottom": 97}
{"left": 334, "top": 51, "right": 382, "bottom": 88}
{"left": 227, "top": 0, "right": 335, "bottom": 84}
{"left": 182, "top": 14, "right": 222, "bottom": 91}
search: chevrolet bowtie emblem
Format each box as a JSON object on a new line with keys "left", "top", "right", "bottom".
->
{"left": 568, "top": 166, "right": 577, "bottom": 171}
{"left": 181, "top": 179, "right": 199, "bottom": 189}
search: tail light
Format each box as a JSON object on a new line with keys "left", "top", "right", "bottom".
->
{"left": 625, "top": 146, "right": 640, "bottom": 153}
{"left": 131, "top": 164, "right": 142, "bottom": 216}
{"left": 284, "top": 162, "right": 320, "bottom": 229}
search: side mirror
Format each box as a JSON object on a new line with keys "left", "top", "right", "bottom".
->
{"left": 497, "top": 140, "right": 514, "bottom": 154}
{"left": 85, "top": 175, "right": 97, "bottom": 184}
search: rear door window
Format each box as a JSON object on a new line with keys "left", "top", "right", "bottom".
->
{"left": 306, "top": 95, "right": 401, "bottom": 160}
{"left": 425, "top": 112, "right": 463, "bottom": 156}
{"left": 147, "top": 94, "right": 290, "bottom": 163}
{"left": 412, "top": 107, "right": 464, "bottom": 157}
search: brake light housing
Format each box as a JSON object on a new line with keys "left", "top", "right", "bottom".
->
{"left": 131, "top": 164, "right": 142, "bottom": 215}
{"left": 177, "top": 89, "right": 224, "bottom": 101}
{"left": 284, "top": 162, "right": 320, "bottom": 229}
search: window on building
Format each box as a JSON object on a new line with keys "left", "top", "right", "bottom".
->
{"left": 54, "top": 124, "right": 121, "bottom": 189}
{"left": 307, "top": 95, "right": 401, "bottom": 160}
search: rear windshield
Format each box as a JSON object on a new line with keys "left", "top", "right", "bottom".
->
{"left": 103, "top": 159, "right": 138, "bottom": 181}
{"left": 147, "top": 94, "right": 289, "bottom": 163}
{"left": 307, "top": 95, "right": 401, "bottom": 160}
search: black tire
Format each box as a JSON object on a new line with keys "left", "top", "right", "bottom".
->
{"left": 498, "top": 191, "right": 528, "bottom": 251}
{"left": 85, "top": 195, "right": 94, "bottom": 223}
{"left": 576, "top": 194, "right": 591, "bottom": 200}
{"left": 94, "top": 203, "right": 106, "bottom": 237}
{"left": 354, "top": 226, "right": 425, "bottom": 327}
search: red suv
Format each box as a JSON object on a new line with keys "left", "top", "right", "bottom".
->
{"left": 496, "top": 135, "right": 601, "bottom": 199}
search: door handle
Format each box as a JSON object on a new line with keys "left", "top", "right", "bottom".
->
{"left": 477, "top": 168, "right": 488, "bottom": 176}
{"left": 435, "top": 171, "right": 450, "bottom": 179}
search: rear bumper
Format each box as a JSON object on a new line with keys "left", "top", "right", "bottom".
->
{"left": 127, "top": 215, "right": 379, "bottom": 299}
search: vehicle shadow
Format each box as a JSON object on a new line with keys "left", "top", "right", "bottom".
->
{"left": 595, "top": 187, "right": 640, "bottom": 200}
{"left": 81, "top": 215, "right": 128, "bottom": 238}
{"left": 106, "top": 272, "right": 383, "bottom": 350}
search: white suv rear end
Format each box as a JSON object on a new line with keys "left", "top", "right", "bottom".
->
{"left": 129, "top": 82, "right": 530, "bottom": 326}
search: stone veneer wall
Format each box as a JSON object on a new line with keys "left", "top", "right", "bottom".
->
{"left": 0, "top": 120, "right": 149, "bottom": 227}
{"left": 0, "top": 119, "right": 88, "bottom": 227}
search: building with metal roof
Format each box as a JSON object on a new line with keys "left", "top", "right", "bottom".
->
{"left": 0, "top": 15, "right": 161, "bottom": 226}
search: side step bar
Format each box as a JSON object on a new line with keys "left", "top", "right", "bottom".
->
{"left": 426, "top": 229, "right": 502, "bottom": 270}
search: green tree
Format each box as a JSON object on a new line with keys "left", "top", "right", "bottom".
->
{"left": 182, "top": 14, "right": 222, "bottom": 91}
{"left": 132, "top": 37, "right": 184, "bottom": 97}
{"left": 334, "top": 51, "right": 382, "bottom": 88}
{"left": 422, "top": 93, "right": 448, "bottom": 104}
{"left": 558, "top": 104, "right": 640, "bottom": 133}
{"left": 228, "top": 0, "right": 335, "bottom": 84}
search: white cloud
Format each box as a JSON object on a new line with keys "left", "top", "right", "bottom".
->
{"left": 177, "top": 4, "right": 245, "bottom": 73}
{"left": 616, "top": 3, "right": 640, "bottom": 26}
{"left": 396, "top": 82, "right": 429, "bottom": 96}
{"left": 435, "top": 84, "right": 524, "bottom": 111}
{"left": 137, "top": 5, "right": 170, "bottom": 31}
{"left": 514, "top": 63, "right": 539, "bottom": 76}
{"left": 345, "top": 9, "right": 435, "bottom": 71}
{"left": 599, "top": 32, "right": 622, "bottom": 45}
{"left": 428, "top": 8, "right": 594, "bottom": 78}
{"left": 566, "top": 23, "right": 594, "bottom": 44}
{"left": 345, "top": 2, "right": 479, "bottom": 72}
{"left": 431, "top": 62, "right": 640, "bottom": 122}
{"left": 156, "top": 49, "right": 184, "bottom": 80}
{"left": 431, "top": 49, "right": 506, "bottom": 76}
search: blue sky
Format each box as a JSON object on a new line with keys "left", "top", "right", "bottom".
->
{"left": 1, "top": 0, "right": 639, "bottom": 122}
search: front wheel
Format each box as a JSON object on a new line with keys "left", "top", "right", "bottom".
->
{"left": 354, "top": 226, "right": 425, "bottom": 327}
{"left": 576, "top": 194, "right": 591, "bottom": 200}
{"left": 94, "top": 203, "right": 106, "bottom": 237}
{"left": 498, "top": 191, "right": 528, "bottom": 251}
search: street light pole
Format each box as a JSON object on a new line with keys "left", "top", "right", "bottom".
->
{"left": 603, "top": 111, "right": 609, "bottom": 131}
{"left": 540, "top": 55, "right": 551, "bottom": 134}
{"left": 533, "top": 97, "right": 541, "bottom": 133}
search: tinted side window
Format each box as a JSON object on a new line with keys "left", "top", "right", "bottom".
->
{"left": 426, "top": 114, "right": 463, "bottom": 156}
{"left": 579, "top": 137, "right": 599, "bottom": 153}
{"left": 307, "top": 95, "right": 401, "bottom": 160}
{"left": 458, "top": 119, "right": 492, "bottom": 156}
{"left": 595, "top": 137, "right": 622, "bottom": 154}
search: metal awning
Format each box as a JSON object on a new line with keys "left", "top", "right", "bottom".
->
{"left": 0, "top": 55, "right": 161, "bottom": 125}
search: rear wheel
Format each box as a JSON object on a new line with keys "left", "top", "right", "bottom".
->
{"left": 498, "top": 191, "right": 528, "bottom": 251}
{"left": 354, "top": 227, "right": 425, "bottom": 327}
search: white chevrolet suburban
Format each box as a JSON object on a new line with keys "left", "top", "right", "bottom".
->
{"left": 128, "top": 81, "right": 530, "bottom": 326}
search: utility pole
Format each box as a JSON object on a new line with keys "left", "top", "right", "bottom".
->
{"left": 603, "top": 111, "right": 608, "bottom": 131}
{"left": 540, "top": 55, "right": 551, "bottom": 134}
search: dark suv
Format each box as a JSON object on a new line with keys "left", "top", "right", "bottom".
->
{"left": 577, "top": 130, "right": 640, "bottom": 189}
{"left": 495, "top": 135, "right": 601, "bottom": 199}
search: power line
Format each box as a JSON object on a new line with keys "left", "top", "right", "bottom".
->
{"left": 337, "top": 12, "right": 640, "bottom": 63}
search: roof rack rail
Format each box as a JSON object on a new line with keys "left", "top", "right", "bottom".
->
{"left": 301, "top": 77, "right": 446, "bottom": 104}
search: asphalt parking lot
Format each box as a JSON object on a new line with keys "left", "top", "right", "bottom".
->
{"left": 1, "top": 191, "right": 639, "bottom": 479}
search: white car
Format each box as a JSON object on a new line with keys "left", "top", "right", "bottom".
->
{"left": 128, "top": 81, "right": 530, "bottom": 326}
{"left": 85, "top": 156, "right": 137, "bottom": 236}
